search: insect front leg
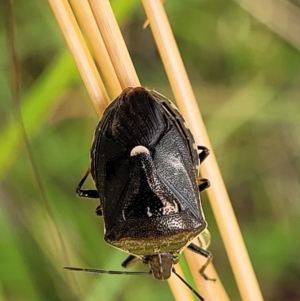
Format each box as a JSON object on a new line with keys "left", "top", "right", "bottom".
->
{"left": 76, "top": 168, "right": 103, "bottom": 216}
{"left": 187, "top": 243, "right": 216, "bottom": 281}
{"left": 121, "top": 255, "right": 140, "bottom": 268}
{"left": 76, "top": 168, "right": 99, "bottom": 198}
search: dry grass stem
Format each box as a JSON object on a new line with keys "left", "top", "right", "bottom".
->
{"left": 141, "top": 0, "right": 264, "bottom": 301}
{"left": 48, "top": 0, "right": 109, "bottom": 116}
{"left": 88, "top": 0, "right": 140, "bottom": 88}
{"left": 68, "top": 0, "right": 121, "bottom": 98}
{"left": 184, "top": 250, "right": 229, "bottom": 301}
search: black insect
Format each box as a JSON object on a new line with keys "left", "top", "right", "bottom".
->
{"left": 65, "top": 87, "right": 213, "bottom": 300}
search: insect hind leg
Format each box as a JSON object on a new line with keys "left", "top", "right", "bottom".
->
{"left": 187, "top": 243, "right": 216, "bottom": 281}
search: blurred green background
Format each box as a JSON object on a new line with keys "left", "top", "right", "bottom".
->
{"left": 1, "top": 0, "right": 300, "bottom": 300}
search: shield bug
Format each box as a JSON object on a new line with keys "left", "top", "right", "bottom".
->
{"left": 65, "top": 87, "right": 213, "bottom": 300}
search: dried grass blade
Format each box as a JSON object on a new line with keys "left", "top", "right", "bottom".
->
{"left": 48, "top": 0, "right": 109, "bottom": 115}
{"left": 68, "top": 0, "right": 122, "bottom": 98}
{"left": 88, "top": 0, "right": 140, "bottom": 88}
{"left": 141, "top": 0, "right": 264, "bottom": 301}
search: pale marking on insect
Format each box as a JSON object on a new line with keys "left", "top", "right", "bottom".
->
{"left": 122, "top": 210, "right": 126, "bottom": 221}
{"left": 146, "top": 207, "right": 153, "bottom": 217}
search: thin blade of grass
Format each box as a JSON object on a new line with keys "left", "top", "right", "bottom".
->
{"left": 0, "top": 51, "right": 76, "bottom": 179}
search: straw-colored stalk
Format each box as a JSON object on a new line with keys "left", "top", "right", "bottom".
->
{"left": 141, "top": 1, "right": 263, "bottom": 301}
{"left": 47, "top": 0, "right": 265, "bottom": 300}
{"left": 48, "top": 0, "right": 110, "bottom": 115}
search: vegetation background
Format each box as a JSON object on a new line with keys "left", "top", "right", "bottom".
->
{"left": 1, "top": 0, "right": 300, "bottom": 300}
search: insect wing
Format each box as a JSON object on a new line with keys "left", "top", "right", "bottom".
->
{"left": 149, "top": 90, "right": 204, "bottom": 219}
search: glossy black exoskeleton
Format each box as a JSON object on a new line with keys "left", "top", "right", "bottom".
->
{"left": 66, "top": 87, "right": 213, "bottom": 300}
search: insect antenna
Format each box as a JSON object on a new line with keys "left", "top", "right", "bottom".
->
{"left": 64, "top": 265, "right": 205, "bottom": 299}
{"left": 64, "top": 266, "right": 151, "bottom": 276}
{"left": 172, "top": 268, "right": 204, "bottom": 301}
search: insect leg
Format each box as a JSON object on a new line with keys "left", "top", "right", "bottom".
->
{"left": 198, "top": 178, "right": 210, "bottom": 192}
{"left": 76, "top": 168, "right": 99, "bottom": 198}
{"left": 197, "top": 146, "right": 210, "bottom": 163}
{"left": 76, "top": 168, "right": 103, "bottom": 215}
{"left": 187, "top": 243, "right": 216, "bottom": 281}
{"left": 121, "top": 255, "right": 141, "bottom": 268}
{"left": 94, "top": 205, "right": 103, "bottom": 216}
{"left": 77, "top": 168, "right": 103, "bottom": 214}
